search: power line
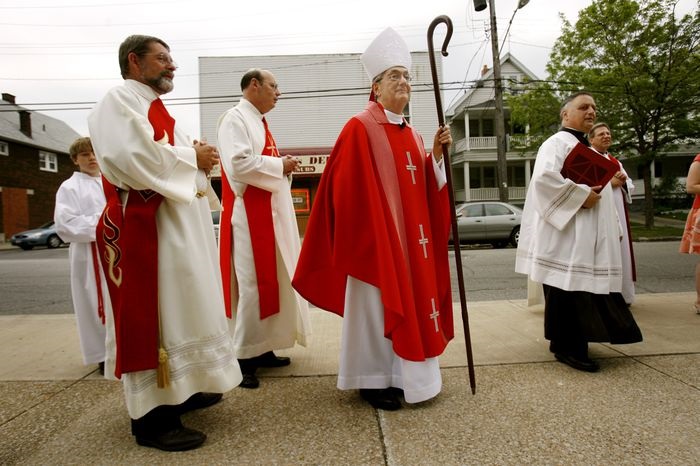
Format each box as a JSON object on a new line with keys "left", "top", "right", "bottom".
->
{"left": 0, "top": 81, "right": 477, "bottom": 112}
{"left": 0, "top": 0, "right": 178, "bottom": 8}
{"left": 0, "top": 78, "right": 626, "bottom": 114}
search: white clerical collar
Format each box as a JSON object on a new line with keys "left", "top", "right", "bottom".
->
{"left": 383, "top": 109, "right": 405, "bottom": 125}
{"left": 240, "top": 98, "right": 264, "bottom": 120}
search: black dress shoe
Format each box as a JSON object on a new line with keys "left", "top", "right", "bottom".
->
{"left": 255, "top": 351, "right": 291, "bottom": 368}
{"left": 360, "top": 388, "right": 401, "bottom": 411}
{"left": 239, "top": 373, "right": 260, "bottom": 389}
{"left": 135, "top": 426, "right": 206, "bottom": 451}
{"left": 554, "top": 353, "right": 600, "bottom": 372}
{"left": 178, "top": 392, "right": 223, "bottom": 414}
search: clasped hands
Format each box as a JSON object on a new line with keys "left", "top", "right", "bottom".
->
{"left": 610, "top": 170, "right": 627, "bottom": 188}
{"left": 282, "top": 155, "right": 300, "bottom": 176}
{"left": 193, "top": 139, "right": 219, "bottom": 175}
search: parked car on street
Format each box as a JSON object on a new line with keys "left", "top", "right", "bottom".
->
{"left": 450, "top": 201, "right": 522, "bottom": 248}
{"left": 10, "top": 221, "right": 65, "bottom": 250}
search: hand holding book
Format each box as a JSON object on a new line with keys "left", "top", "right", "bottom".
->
{"left": 561, "top": 142, "right": 620, "bottom": 187}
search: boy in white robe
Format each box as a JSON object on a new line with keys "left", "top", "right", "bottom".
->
{"left": 54, "top": 137, "right": 106, "bottom": 373}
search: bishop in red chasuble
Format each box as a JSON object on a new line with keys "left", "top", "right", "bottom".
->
{"left": 293, "top": 27, "right": 454, "bottom": 410}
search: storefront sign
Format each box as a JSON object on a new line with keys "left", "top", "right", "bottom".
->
{"left": 293, "top": 155, "right": 328, "bottom": 174}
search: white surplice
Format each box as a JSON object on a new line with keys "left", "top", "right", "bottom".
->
{"left": 611, "top": 160, "right": 636, "bottom": 304}
{"left": 515, "top": 131, "right": 623, "bottom": 294}
{"left": 216, "top": 98, "right": 310, "bottom": 359}
{"left": 54, "top": 171, "right": 107, "bottom": 365}
{"left": 88, "top": 79, "right": 241, "bottom": 419}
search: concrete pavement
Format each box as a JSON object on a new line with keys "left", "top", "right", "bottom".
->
{"left": 1, "top": 292, "right": 698, "bottom": 465}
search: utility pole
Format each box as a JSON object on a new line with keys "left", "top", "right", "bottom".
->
{"left": 487, "top": 0, "right": 509, "bottom": 202}
{"left": 472, "top": 0, "right": 528, "bottom": 202}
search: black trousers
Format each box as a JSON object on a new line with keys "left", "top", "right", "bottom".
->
{"left": 543, "top": 284, "right": 643, "bottom": 356}
{"left": 131, "top": 404, "right": 181, "bottom": 436}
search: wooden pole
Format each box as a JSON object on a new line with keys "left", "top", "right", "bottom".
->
{"left": 427, "top": 15, "right": 476, "bottom": 394}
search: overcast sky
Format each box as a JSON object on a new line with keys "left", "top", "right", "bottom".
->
{"left": 1, "top": 0, "right": 696, "bottom": 138}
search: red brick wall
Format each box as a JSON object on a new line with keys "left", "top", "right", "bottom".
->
{"left": 0, "top": 140, "right": 75, "bottom": 237}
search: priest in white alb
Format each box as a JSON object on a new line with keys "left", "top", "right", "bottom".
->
{"left": 216, "top": 68, "right": 311, "bottom": 390}
{"left": 88, "top": 35, "right": 241, "bottom": 452}
{"left": 515, "top": 91, "right": 642, "bottom": 373}
{"left": 589, "top": 122, "right": 636, "bottom": 305}
{"left": 293, "top": 27, "right": 454, "bottom": 411}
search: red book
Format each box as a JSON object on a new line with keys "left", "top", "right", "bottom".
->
{"left": 561, "top": 142, "right": 620, "bottom": 187}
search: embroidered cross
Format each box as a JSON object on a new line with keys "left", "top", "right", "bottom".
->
{"left": 266, "top": 135, "right": 280, "bottom": 157}
{"left": 405, "top": 151, "right": 417, "bottom": 185}
{"left": 429, "top": 298, "right": 440, "bottom": 332}
{"left": 418, "top": 224, "right": 429, "bottom": 259}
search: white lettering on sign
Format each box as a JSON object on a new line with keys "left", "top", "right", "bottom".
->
{"left": 294, "top": 154, "right": 329, "bottom": 175}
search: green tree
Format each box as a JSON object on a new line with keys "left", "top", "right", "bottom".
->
{"left": 510, "top": 0, "right": 700, "bottom": 226}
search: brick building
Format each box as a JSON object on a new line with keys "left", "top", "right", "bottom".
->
{"left": 0, "top": 92, "right": 81, "bottom": 242}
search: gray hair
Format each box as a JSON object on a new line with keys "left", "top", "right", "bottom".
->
{"left": 559, "top": 91, "right": 594, "bottom": 120}
{"left": 118, "top": 35, "right": 169, "bottom": 79}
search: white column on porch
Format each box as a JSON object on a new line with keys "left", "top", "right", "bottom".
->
{"left": 525, "top": 159, "right": 532, "bottom": 187}
{"left": 463, "top": 161, "right": 471, "bottom": 202}
{"left": 464, "top": 110, "right": 470, "bottom": 151}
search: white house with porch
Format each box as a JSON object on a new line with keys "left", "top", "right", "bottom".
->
{"left": 445, "top": 53, "right": 537, "bottom": 204}
{"left": 445, "top": 53, "right": 697, "bottom": 204}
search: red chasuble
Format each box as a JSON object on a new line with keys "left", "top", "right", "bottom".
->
{"left": 292, "top": 101, "right": 453, "bottom": 361}
{"left": 96, "top": 98, "right": 171, "bottom": 377}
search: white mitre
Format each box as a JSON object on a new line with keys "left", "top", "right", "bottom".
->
{"left": 360, "top": 27, "right": 412, "bottom": 81}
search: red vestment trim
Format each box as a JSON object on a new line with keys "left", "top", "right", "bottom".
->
{"left": 95, "top": 98, "right": 172, "bottom": 377}
{"left": 219, "top": 172, "right": 234, "bottom": 318}
{"left": 219, "top": 117, "right": 280, "bottom": 320}
{"left": 90, "top": 241, "right": 105, "bottom": 324}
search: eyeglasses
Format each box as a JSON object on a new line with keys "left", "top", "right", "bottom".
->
{"left": 385, "top": 71, "right": 413, "bottom": 83}
{"left": 142, "top": 52, "right": 178, "bottom": 68}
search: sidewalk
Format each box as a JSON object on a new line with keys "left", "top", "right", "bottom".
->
{"left": 1, "top": 292, "right": 698, "bottom": 465}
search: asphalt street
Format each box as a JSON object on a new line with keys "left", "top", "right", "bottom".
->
{"left": 0, "top": 240, "right": 693, "bottom": 315}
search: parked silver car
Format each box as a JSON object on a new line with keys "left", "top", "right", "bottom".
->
{"left": 451, "top": 201, "right": 522, "bottom": 248}
{"left": 10, "top": 221, "right": 65, "bottom": 250}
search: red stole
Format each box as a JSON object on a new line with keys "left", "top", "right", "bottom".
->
{"left": 219, "top": 117, "right": 280, "bottom": 320}
{"left": 95, "top": 98, "right": 172, "bottom": 377}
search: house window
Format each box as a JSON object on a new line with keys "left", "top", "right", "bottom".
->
{"left": 39, "top": 151, "right": 58, "bottom": 172}
{"left": 482, "top": 166, "right": 496, "bottom": 187}
{"left": 482, "top": 119, "right": 494, "bottom": 137}
{"left": 469, "top": 120, "right": 480, "bottom": 137}
{"left": 0, "top": 141, "right": 8, "bottom": 156}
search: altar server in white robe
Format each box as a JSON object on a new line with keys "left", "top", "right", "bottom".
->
{"left": 216, "top": 68, "right": 311, "bottom": 390}
{"left": 54, "top": 137, "right": 106, "bottom": 373}
{"left": 88, "top": 34, "right": 241, "bottom": 452}
{"left": 515, "top": 92, "right": 642, "bottom": 374}
{"left": 589, "top": 122, "right": 636, "bottom": 305}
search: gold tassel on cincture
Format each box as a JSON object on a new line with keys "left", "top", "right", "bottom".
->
{"left": 157, "top": 347, "right": 170, "bottom": 388}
